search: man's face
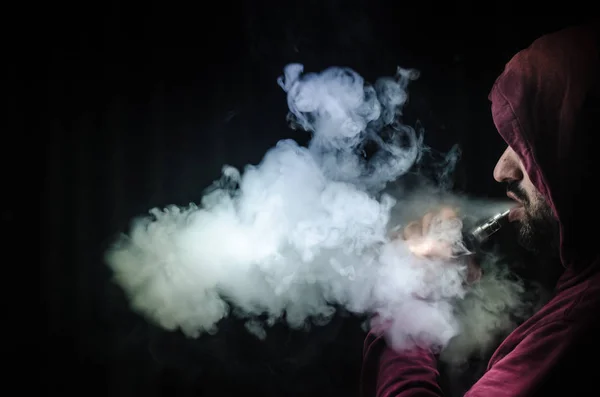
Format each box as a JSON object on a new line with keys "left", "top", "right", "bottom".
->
{"left": 493, "top": 146, "right": 559, "bottom": 255}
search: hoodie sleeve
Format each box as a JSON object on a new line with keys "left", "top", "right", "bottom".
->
{"left": 360, "top": 331, "right": 444, "bottom": 397}
{"left": 360, "top": 320, "right": 579, "bottom": 397}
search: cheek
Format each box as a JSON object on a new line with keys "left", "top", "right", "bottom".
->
{"left": 520, "top": 178, "right": 539, "bottom": 203}
{"left": 523, "top": 193, "right": 539, "bottom": 212}
{"left": 525, "top": 197, "right": 546, "bottom": 221}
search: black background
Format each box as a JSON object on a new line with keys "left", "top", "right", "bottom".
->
{"left": 24, "top": 4, "right": 592, "bottom": 396}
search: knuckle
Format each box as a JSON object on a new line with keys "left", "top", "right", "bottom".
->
{"left": 402, "top": 220, "right": 422, "bottom": 240}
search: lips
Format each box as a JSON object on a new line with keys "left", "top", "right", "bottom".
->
{"left": 508, "top": 206, "right": 525, "bottom": 222}
{"left": 506, "top": 191, "right": 522, "bottom": 204}
{"left": 506, "top": 191, "right": 526, "bottom": 222}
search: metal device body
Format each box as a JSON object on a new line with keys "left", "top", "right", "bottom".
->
{"left": 463, "top": 209, "right": 511, "bottom": 251}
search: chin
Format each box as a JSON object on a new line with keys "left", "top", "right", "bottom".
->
{"left": 515, "top": 218, "right": 537, "bottom": 250}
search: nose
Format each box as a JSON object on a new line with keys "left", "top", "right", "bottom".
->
{"left": 493, "top": 146, "right": 523, "bottom": 183}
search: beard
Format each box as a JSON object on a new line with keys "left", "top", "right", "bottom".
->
{"left": 506, "top": 181, "right": 560, "bottom": 263}
{"left": 517, "top": 200, "right": 559, "bottom": 255}
{"left": 505, "top": 181, "right": 564, "bottom": 291}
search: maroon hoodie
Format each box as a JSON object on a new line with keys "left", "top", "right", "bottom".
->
{"left": 360, "top": 25, "right": 600, "bottom": 397}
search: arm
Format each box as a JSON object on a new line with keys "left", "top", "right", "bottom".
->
{"left": 360, "top": 207, "right": 477, "bottom": 397}
{"left": 360, "top": 331, "right": 444, "bottom": 397}
{"left": 361, "top": 319, "right": 579, "bottom": 397}
{"left": 359, "top": 207, "right": 467, "bottom": 397}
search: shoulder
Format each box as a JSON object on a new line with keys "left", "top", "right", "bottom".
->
{"left": 561, "top": 272, "right": 600, "bottom": 321}
{"left": 532, "top": 272, "right": 600, "bottom": 337}
{"left": 498, "top": 273, "right": 600, "bottom": 347}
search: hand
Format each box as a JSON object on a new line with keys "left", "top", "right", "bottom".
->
{"left": 393, "top": 206, "right": 482, "bottom": 284}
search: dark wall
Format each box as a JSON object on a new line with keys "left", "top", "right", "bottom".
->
{"left": 29, "top": 4, "right": 590, "bottom": 396}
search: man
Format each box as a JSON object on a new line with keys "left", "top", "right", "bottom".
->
{"left": 360, "top": 24, "right": 600, "bottom": 396}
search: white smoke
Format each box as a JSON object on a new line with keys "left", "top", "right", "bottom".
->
{"left": 105, "top": 63, "right": 509, "bottom": 352}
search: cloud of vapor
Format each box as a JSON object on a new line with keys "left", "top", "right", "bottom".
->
{"left": 105, "top": 63, "right": 517, "bottom": 354}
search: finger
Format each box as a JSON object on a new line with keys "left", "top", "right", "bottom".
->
{"left": 406, "top": 238, "right": 453, "bottom": 259}
{"left": 437, "top": 206, "right": 459, "bottom": 220}
{"left": 428, "top": 207, "right": 460, "bottom": 236}
{"left": 422, "top": 241, "right": 454, "bottom": 259}
{"left": 421, "top": 212, "right": 435, "bottom": 236}
{"left": 402, "top": 220, "right": 422, "bottom": 240}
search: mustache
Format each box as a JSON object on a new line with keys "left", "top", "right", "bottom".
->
{"left": 506, "top": 181, "right": 528, "bottom": 203}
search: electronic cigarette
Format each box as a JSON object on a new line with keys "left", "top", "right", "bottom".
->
{"left": 462, "top": 209, "right": 511, "bottom": 252}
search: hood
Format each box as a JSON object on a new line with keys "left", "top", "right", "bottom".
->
{"left": 488, "top": 25, "right": 600, "bottom": 274}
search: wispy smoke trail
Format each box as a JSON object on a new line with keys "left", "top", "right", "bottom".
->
{"left": 105, "top": 63, "right": 516, "bottom": 353}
